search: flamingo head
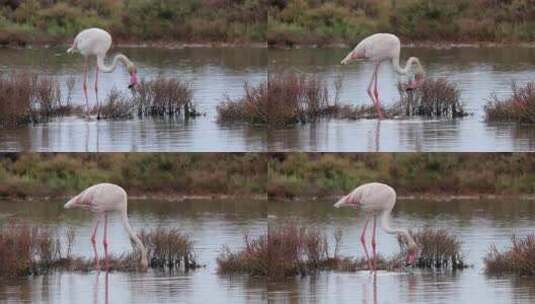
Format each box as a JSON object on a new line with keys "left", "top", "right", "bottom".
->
{"left": 406, "top": 73, "right": 425, "bottom": 91}
{"left": 333, "top": 193, "right": 359, "bottom": 209}
{"left": 405, "top": 240, "right": 420, "bottom": 266}
{"left": 340, "top": 50, "right": 364, "bottom": 65}
{"left": 127, "top": 64, "right": 139, "bottom": 89}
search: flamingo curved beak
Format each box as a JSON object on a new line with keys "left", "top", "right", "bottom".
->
{"left": 334, "top": 195, "right": 349, "bottom": 208}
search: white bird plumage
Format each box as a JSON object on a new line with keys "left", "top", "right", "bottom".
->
{"left": 334, "top": 182, "right": 418, "bottom": 271}
{"left": 64, "top": 183, "right": 148, "bottom": 271}
{"left": 341, "top": 33, "right": 425, "bottom": 119}
{"left": 67, "top": 28, "right": 139, "bottom": 118}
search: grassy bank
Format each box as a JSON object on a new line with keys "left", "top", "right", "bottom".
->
{"left": 0, "top": 0, "right": 266, "bottom": 47}
{"left": 269, "top": 0, "right": 535, "bottom": 47}
{"left": 0, "top": 153, "right": 267, "bottom": 199}
{"left": 268, "top": 153, "right": 535, "bottom": 199}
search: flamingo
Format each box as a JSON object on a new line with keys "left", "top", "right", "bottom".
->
{"left": 341, "top": 33, "right": 425, "bottom": 119}
{"left": 64, "top": 183, "right": 148, "bottom": 271}
{"left": 67, "top": 28, "right": 139, "bottom": 119}
{"left": 333, "top": 182, "right": 418, "bottom": 271}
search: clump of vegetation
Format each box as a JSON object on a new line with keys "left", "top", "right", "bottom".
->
{"left": 94, "top": 89, "right": 134, "bottom": 120}
{"left": 0, "top": 0, "right": 267, "bottom": 46}
{"left": 0, "top": 221, "right": 201, "bottom": 278}
{"left": 216, "top": 222, "right": 400, "bottom": 279}
{"left": 269, "top": 0, "right": 535, "bottom": 47}
{"left": 0, "top": 71, "right": 77, "bottom": 127}
{"left": 398, "top": 79, "right": 467, "bottom": 119}
{"left": 401, "top": 229, "right": 468, "bottom": 270}
{"left": 139, "top": 227, "right": 199, "bottom": 271}
{"left": 217, "top": 73, "right": 389, "bottom": 126}
{"left": 134, "top": 77, "right": 199, "bottom": 119}
{"left": 484, "top": 82, "right": 535, "bottom": 124}
{"left": 485, "top": 234, "right": 535, "bottom": 276}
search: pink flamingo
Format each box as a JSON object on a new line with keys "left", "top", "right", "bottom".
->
{"left": 341, "top": 33, "right": 425, "bottom": 119}
{"left": 64, "top": 183, "right": 148, "bottom": 271}
{"left": 334, "top": 182, "right": 418, "bottom": 271}
{"left": 67, "top": 28, "right": 139, "bottom": 119}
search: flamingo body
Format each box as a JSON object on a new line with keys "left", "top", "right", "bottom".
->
{"left": 69, "top": 28, "right": 112, "bottom": 57}
{"left": 341, "top": 33, "right": 425, "bottom": 119}
{"left": 65, "top": 183, "right": 148, "bottom": 271}
{"left": 67, "top": 28, "right": 139, "bottom": 118}
{"left": 334, "top": 182, "right": 418, "bottom": 271}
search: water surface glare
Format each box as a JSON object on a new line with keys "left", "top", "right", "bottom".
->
{"left": 1, "top": 47, "right": 535, "bottom": 151}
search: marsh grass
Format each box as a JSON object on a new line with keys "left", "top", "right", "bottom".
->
{"left": 217, "top": 73, "right": 390, "bottom": 126}
{"left": 133, "top": 77, "right": 199, "bottom": 119}
{"left": 216, "top": 222, "right": 401, "bottom": 279}
{"left": 484, "top": 82, "right": 535, "bottom": 123}
{"left": 485, "top": 234, "right": 535, "bottom": 276}
{"left": 218, "top": 73, "right": 466, "bottom": 126}
{"left": 398, "top": 78, "right": 467, "bottom": 118}
{"left": 0, "top": 71, "right": 77, "bottom": 127}
{"left": 139, "top": 227, "right": 199, "bottom": 271}
{"left": 93, "top": 88, "right": 134, "bottom": 120}
{"left": 0, "top": 221, "right": 200, "bottom": 278}
{"left": 401, "top": 229, "right": 468, "bottom": 270}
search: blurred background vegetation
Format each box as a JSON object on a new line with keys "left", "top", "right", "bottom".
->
{"left": 0, "top": 153, "right": 267, "bottom": 198}
{"left": 268, "top": 0, "right": 535, "bottom": 46}
{"left": 2, "top": 153, "right": 535, "bottom": 200}
{"left": 268, "top": 153, "right": 535, "bottom": 199}
{"left": 0, "top": 0, "right": 267, "bottom": 46}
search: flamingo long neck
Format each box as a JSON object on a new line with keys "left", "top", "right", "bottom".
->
{"left": 392, "top": 56, "right": 423, "bottom": 76}
{"left": 121, "top": 210, "right": 148, "bottom": 268}
{"left": 97, "top": 54, "right": 132, "bottom": 73}
{"left": 380, "top": 208, "right": 416, "bottom": 247}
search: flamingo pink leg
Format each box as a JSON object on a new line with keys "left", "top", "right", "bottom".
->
{"left": 371, "top": 215, "right": 377, "bottom": 271}
{"left": 103, "top": 213, "right": 109, "bottom": 270}
{"left": 373, "top": 64, "right": 385, "bottom": 119}
{"left": 360, "top": 216, "right": 373, "bottom": 270}
{"left": 83, "top": 58, "right": 89, "bottom": 115}
{"left": 367, "top": 63, "right": 384, "bottom": 120}
{"left": 91, "top": 217, "right": 100, "bottom": 269}
{"left": 95, "top": 65, "right": 100, "bottom": 120}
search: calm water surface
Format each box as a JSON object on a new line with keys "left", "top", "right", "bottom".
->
{"left": 1, "top": 47, "right": 535, "bottom": 151}
{"left": 0, "top": 199, "right": 267, "bottom": 304}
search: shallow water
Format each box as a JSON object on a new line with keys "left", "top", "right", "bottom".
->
{"left": 0, "top": 199, "right": 267, "bottom": 304}
{"left": 267, "top": 199, "right": 535, "bottom": 304}
{"left": 1, "top": 199, "right": 535, "bottom": 303}
{"left": 1, "top": 47, "right": 535, "bottom": 151}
